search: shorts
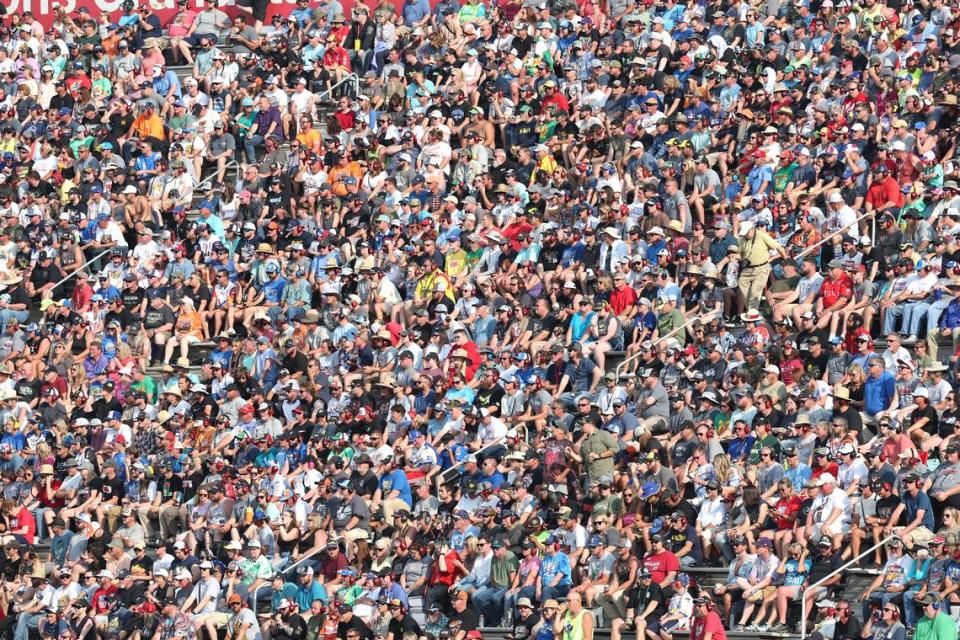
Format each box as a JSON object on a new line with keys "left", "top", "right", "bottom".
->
{"left": 746, "top": 586, "right": 776, "bottom": 603}
{"left": 237, "top": 0, "right": 269, "bottom": 21}
{"left": 661, "top": 619, "right": 689, "bottom": 634}
{"left": 194, "top": 612, "right": 230, "bottom": 627}
{"left": 185, "top": 32, "right": 219, "bottom": 46}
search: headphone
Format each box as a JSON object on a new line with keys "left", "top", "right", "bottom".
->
{"left": 932, "top": 599, "right": 941, "bottom": 611}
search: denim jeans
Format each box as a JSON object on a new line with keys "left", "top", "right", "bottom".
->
{"left": 473, "top": 586, "right": 507, "bottom": 625}
{"left": 902, "top": 301, "right": 931, "bottom": 337}
{"left": 14, "top": 612, "right": 42, "bottom": 640}
{"left": 883, "top": 304, "right": 904, "bottom": 335}
{"left": 928, "top": 297, "right": 954, "bottom": 333}
{"left": 903, "top": 590, "right": 921, "bottom": 628}
{"left": 243, "top": 134, "right": 265, "bottom": 164}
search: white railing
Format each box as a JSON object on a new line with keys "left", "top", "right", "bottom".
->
{"left": 251, "top": 542, "right": 327, "bottom": 612}
{"left": 781, "top": 209, "right": 879, "bottom": 264}
{"left": 614, "top": 310, "right": 720, "bottom": 380}
{"left": 49, "top": 248, "right": 115, "bottom": 292}
{"left": 436, "top": 434, "right": 509, "bottom": 492}
{"left": 315, "top": 73, "right": 360, "bottom": 103}
{"left": 800, "top": 533, "right": 899, "bottom": 639}
{"left": 193, "top": 159, "right": 240, "bottom": 195}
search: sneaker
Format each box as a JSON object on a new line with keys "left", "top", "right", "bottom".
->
{"left": 770, "top": 623, "right": 789, "bottom": 633}
{"left": 904, "top": 335, "right": 918, "bottom": 344}
{"left": 755, "top": 623, "right": 769, "bottom": 632}
{"left": 734, "top": 624, "right": 746, "bottom": 632}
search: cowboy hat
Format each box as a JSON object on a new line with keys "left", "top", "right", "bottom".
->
{"left": 830, "top": 386, "right": 852, "bottom": 401}
{"left": 741, "top": 309, "right": 763, "bottom": 322}
{"left": 927, "top": 362, "right": 949, "bottom": 372}
{"left": 255, "top": 243, "right": 274, "bottom": 254}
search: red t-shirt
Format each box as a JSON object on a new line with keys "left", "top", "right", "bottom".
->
{"left": 812, "top": 463, "right": 840, "bottom": 481}
{"left": 691, "top": 610, "right": 727, "bottom": 640}
{"left": 866, "top": 176, "right": 904, "bottom": 210}
{"left": 609, "top": 285, "right": 638, "bottom": 316}
{"left": 429, "top": 550, "right": 462, "bottom": 586}
{"left": 820, "top": 275, "right": 853, "bottom": 309}
{"left": 92, "top": 585, "right": 119, "bottom": 614}
{"left": 10, "top": 507, "right": 36, "bottom": 544}
{"left": 642, "top": 550, "right": 680, "bottom": 584}
{"left": 773, "top": 495, "right": 802, "bottom": 530}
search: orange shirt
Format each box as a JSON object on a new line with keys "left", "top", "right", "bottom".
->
{"left": 132, "top": 113, "right": 164, "bottom": 140}
{"left": 296, "top": 128, "right": 322, "bottom": 153}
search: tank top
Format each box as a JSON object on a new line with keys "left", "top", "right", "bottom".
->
{"left": 71, "top": 331, "right": 89, "bottom": 356}
{"left": 570, "top": 311, "right": 594, "bottom": 343}
{"left": 560, "top": 610, "right": 587, "bottom": 640}
{"left": 60, "top": 246, "right": 78, "bottom": 270}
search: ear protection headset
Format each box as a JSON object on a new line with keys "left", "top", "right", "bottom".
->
{"left": 932, "top": 598, "right": 941, "bottom": 611}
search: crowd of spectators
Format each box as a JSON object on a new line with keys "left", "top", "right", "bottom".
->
{"left": 4, "top": 0, "right": 960, "bottom": 640}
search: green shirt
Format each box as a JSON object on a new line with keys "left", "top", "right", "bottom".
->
{"left": 581, "top": 429, "right": 617, "bottom": 479}
{"left": 130, "top": 376, "right": 158, "bottom": 404}
{"left": 916, "top": 612, "right": 958, "bottom": 640}
{"left": 490, "top": 550, "right": 519, "bottom": 589}
{"left": 656, "top": 308, "right": 686, "bottom": 344}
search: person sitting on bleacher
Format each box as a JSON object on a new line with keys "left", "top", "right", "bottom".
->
{"left": 914, "top": 593, "right": 959, "bottom": 640}
{"left": 860, "top": 539, "right": 915, "bottom": 623}
{"left": 861, "top": 597, "right": 908, "bottom": 640}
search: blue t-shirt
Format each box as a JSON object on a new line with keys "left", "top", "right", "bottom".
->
{"left": 864, "top": 371, "right": 896, "bottom": 416}
{"left": 783, "top": 557, "right": 812, "bottom": 586}
{"left": 380, "top": 469, "right": 413, "bottom": 507}
{"left": 904, "top": 489, "right": 937, "bottom": 531}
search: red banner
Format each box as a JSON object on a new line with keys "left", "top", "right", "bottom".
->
{"left": 12, "top": 0, "right": 371, "bottom": 30}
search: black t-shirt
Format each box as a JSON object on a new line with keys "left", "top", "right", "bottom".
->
{"left": 142, "top": 304, "right": 175, "bottom": 330}
{"left": 804, "top": 350, "right": 830, "bottom": 379}
{"left": 185, "top": 284, "right": 212, "bottom": 310}
{"left": 99, "top": 475, "right": 126, "bottom": 503}
{"left": 337, "top": 616, "right": 374, "bottom": 640}
{"left": 474, "top": 385, "right": 504, "bottom": 411}
{"left": 629, "top": 580, "right": 665, "bottom": 617}
{"left": 449, "top": 608, "right": 479, "bottom": 634}
{"left": 387, "top": 615, "right": 422, "bottom": 639}
{"left": 908, "top": 404, "right": 939, "bottom": 436}
{"left": 834, "top": 615, "right": 863, "bottom": 640}
{"left": 282, "top": 350, "right": 309, "bottom": 376}
{"left": 527, "top": 313, "right": 557, "bottom": 339}
{"left": 159, "top": 473, "right": 184, "bottom": 502}
{"left": 121, "top": 287, "right": 145, "bottom": 313}
{"left": 14, "top": 378, "right": 40, "bottom": 404}
{"left": 876, "top": 494, "right": 900, "bottom": 523}
{"left": 91, "top": 395, "right": 123, "bottom": 422}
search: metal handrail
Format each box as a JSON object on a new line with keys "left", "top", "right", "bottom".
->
{"left": 436, "top": 434, "right": 509, "bottom": 492}
{"left": 614, "top": 310, "right": 720, "bottom": 380}
{"left": 251, "top": 538, "right": 327, "bottom": 612}
{"left": 800, "top": 533, "right": 898, "bottom": 639}
{"left": 49, "top": 248, "right": 114, "bottom": 292}
{"left": 315, "top": 73, "right": 360, "bottom": 103}
{"left": 194, "top": 159, "right": 240, "bottom": 195}
{"left": 779, "top": 208, "right": 878, "bottom": 265}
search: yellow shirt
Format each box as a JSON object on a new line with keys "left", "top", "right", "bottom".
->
{"left": 415, "top": 271, "right": 456, "bottom": 302}
{"left": 739, "top": 229, "right": 783, "bottom": 268}
{"left": 445, "top": 249, "right": 469, "bottom": 279}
